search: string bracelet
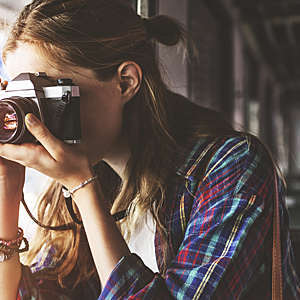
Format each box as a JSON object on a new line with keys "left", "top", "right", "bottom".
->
{"left": 0, "top": 251, "right": 17, "bottom": 263}
{"left": 62, "top": 175, "right": 98, "bottom": 198}
{"left": 0, "top": 227, "right": 29, "bottom": 263}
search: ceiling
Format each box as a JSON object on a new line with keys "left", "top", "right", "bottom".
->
{"left": 234, "top": 0, "right": 300, "bottom": 88}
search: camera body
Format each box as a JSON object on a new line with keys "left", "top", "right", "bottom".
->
{"left": 0, "top": 72, "right": 81, "bottom": 144}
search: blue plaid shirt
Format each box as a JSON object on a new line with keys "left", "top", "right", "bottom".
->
{"left": 18, "top": 135, "right": 300, "bottom": 299}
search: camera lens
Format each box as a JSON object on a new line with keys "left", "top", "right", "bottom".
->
{"left": 0, "top": 103, "right": 19, "bottom": 142}
{"left": 0, "top": 97, "right": 38, "bottom": 144}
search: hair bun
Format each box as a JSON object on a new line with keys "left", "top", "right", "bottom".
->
{"left": 143, "top": 15, "right": 184, "bottom": 46}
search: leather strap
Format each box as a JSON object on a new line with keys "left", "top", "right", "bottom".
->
{"left": 272, "top": 168, "right": 283, "bottom": 300}
{"left": 64, "top": 195, "right": 128, "bottom": 224}
{"left": 65, "top": 196, "right": 82, "bottom": 225}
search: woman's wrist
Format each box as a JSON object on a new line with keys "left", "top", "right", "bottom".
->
{"left": 0, "top": 207, "right": 19, "bottom": 240}
{"left": 62, "top": 175, "right": 98, "bottom": 198}
{"left": 71, "top": 178, "right": 112, "bottom": 217}
{"left": 71, "top": 178, "right": 100, "bottom": 206}
{"left": 0, "top": 187, "right": 23, "bottom": 202}
{"left": 60, "top": 165, "right": 95, "bottom": 191}
{"left": 0, "top": 223, "right": 19, "bottom": 241}
{"left": 0, "top": 194, "right": 21, "bottom": 240}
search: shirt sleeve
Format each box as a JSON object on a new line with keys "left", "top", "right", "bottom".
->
{"left": 17, "top": 247, "right": 72, "bottom": 300}
{"left": 100, "top": 136, "right": 278, "bottom": 299}
{"left": 17, "top": 264, "right": 72, "bottom": 300}
{"left": 17, "top": 246, "right": 100, "bottom": 300}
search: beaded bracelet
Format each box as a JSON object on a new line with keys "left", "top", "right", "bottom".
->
{"left": 0, "top": 228, "right": 29, "bottom": 263}
{"left": 0, "top": 237, "right": 29, "bottom": 253}
{"left": 0, "top": 228, "right": 24, "bottom": 248}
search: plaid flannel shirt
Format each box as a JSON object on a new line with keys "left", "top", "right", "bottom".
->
{"left": 18, "top": 135, "right": 300, "bottom": 299}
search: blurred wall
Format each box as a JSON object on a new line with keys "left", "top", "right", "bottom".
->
{"left": 158, "top": 0, "right": 188, "bottom": 97}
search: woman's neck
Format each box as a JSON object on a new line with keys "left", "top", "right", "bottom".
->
{"left": 102, "top": 136, "right": 130, "bottom": 181}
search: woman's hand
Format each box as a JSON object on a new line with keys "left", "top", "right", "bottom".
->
{"left": 0, "top": 113, "right": 93, "bottom": 191}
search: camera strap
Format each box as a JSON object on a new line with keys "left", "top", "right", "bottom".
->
{"left": 21, "top": 192, "right": 128, "bottom": 231}
{"left": 63, "top": 195, "right": 128, "bottom": 224}
{"left": 21, "top": 193, "right": 74, "bottom": 231}
{"left": 64, "top": 195, "right": 82, "bottom": 225}
{"left": 52, "top": 96, "right": 71, "bottom": 135}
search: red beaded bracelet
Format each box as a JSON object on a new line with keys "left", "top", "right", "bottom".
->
{"left": 0, "top": 228, "right": 24, "bottom": 247}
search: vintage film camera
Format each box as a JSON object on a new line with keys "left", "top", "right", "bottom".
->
{"left": 0, "top": 72, "right": 81, "bottom": 144}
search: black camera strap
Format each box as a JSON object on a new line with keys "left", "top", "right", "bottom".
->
{"left": 21, "top": 193, "right": 74, "bottom": 231}
{"left": 63, "top": 195, "right": 128, "bottom": 224}
{"left": 64, "top": 195, "right": 82, "bottom": 225}
{"left": 52, "top": 93, "right": 71, "bottom": 136}
{"left": 21, "top": 192, "right": 128, "bottom": 231}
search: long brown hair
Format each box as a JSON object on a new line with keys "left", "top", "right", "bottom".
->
{"left": 3, "top": 0, "right": 234, "bottom": 287}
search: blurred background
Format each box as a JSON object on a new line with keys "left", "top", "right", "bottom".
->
{"left": 0, "top": 0, "right": 299, "bottom": 237}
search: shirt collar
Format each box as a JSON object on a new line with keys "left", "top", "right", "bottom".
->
{"left": 176, "top": 136, "right": 218, "bottom": 181}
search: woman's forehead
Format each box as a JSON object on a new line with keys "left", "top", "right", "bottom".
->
{"left": 4, "top": 43, "right": 56, "bottom": 79}
{"left": 4, "top": 43, "right": 98, "bottom": 83}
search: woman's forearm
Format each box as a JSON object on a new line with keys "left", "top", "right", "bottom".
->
{"left": 73, "top": 179, "right": 130, "bottom": 286}
{"left": 0, "top": 199, "right": 22, "bottom": 300}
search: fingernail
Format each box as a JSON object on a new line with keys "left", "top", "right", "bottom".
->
{"left": 25, "top": 114, "right": 38, "bottom": 126}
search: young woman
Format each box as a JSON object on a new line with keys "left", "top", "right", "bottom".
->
{"left": 0, "top": 0, "right": 299, "bottom": 299}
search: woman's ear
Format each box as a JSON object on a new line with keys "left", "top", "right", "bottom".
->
{"left": 117, "top": 62, "right": 142, "bottom": 103}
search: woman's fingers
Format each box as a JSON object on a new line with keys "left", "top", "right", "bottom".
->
{"left": 0, "top": 115, "right": 88, "bottom": 186}
{"left": 25, "top": 113, "right": 65, "bottom": 160}
{"left": 0, "top": 113, "right": 62, "bottom": 172}
{"left": 0, "top": 142, "right": 52, "bottom": 168}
